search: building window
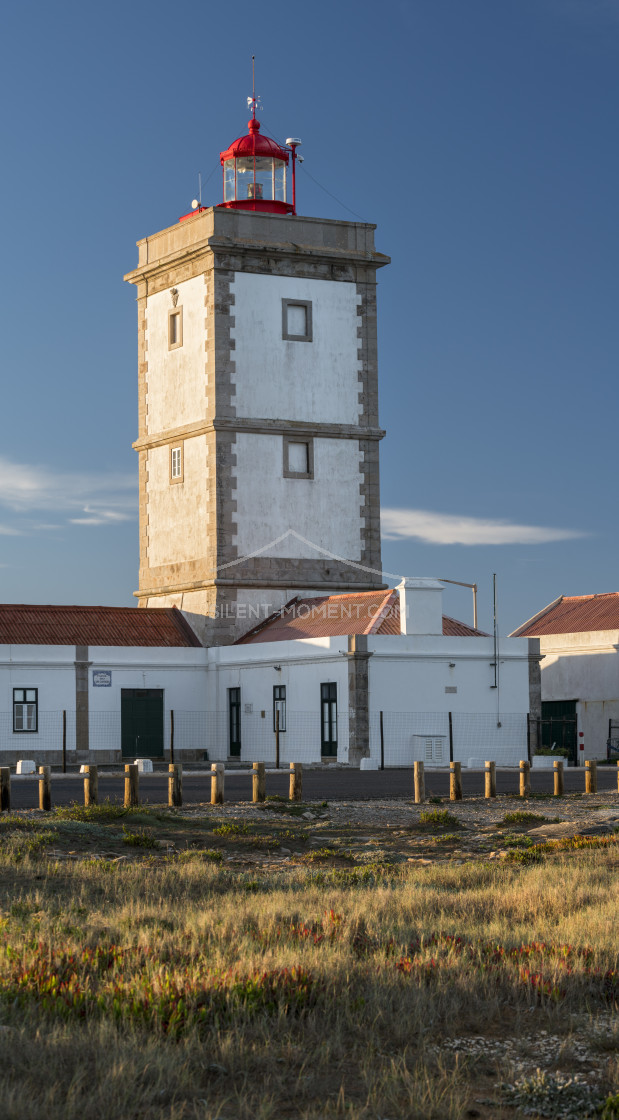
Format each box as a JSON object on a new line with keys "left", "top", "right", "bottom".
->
{"left": 273, "top": 685, "right": 286, "bottom": 732}
{"left": 320, "top": 682, "right": 337, "bottom": 757}
{"left": 13, "top": 688, "right": 38, "bottom": 732}
{"left": 228, "top": 687, "right": 241, "bottom": 757}
{"left": 283, "top": 435, "right": 314, "bottom": 479}
{"left": 168, "top": 307, "right": 183, "bottom": 350}
{"left": 282, "top": 298, "right": 312, "bottom": 342}
{"left": 170, "top": 443, "right": 183, "bottom": 484}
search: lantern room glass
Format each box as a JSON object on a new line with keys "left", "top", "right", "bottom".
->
{"left": 224, "top": 156, "right": 286, "bottom": 202}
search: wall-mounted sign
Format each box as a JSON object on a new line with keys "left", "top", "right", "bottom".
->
{"left": 93, "top": 670, "right": 112, "bottom": 687}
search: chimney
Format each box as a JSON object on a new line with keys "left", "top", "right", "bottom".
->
{"left": 397, "top": 578, "right": 444, "bottom": 636}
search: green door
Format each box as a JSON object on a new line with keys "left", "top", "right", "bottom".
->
{"left": 228, "top": 688, "right": 241, "bottom": 757}
{"left": 540, "top": 700, "right": 577, "bottom": 765}
{"left": 121, "top": 689, "right": 164, "bottom": 758}
{"left": 321, "top": 682, "right": 338, "bottom": 757}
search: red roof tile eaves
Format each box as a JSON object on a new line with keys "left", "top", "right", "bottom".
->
{"left": 0, "top": 604, "right": 202, "bottom": 647}
{"left": 512, "top": 593, "right": 619, "bottom": 637}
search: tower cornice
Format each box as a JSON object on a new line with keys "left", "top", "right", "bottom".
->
{"left": 124, "top": 208, "right": 390, "bottom": 290}
{"left": 132, "top": 416, "right": 386, "bottom": 453}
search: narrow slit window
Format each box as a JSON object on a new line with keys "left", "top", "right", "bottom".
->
{"left": 168, "top": 308, "right": 183, "bottom": 350}
{"left": 170, "top": 444, "right": 183, "bottom": 483}
{"left": 273, "top": 685, "right": 286, "bottom": 732}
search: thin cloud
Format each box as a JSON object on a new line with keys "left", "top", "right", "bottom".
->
{"left": 0, "top": 456, "right": 135, "bottom": 530}
{"left": 0, "top": 524, "right": 22, "bottom": 536}
{"left": 381, "top": 508, "right": 586, "bottom": 546}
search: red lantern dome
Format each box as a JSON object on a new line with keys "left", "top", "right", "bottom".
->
{"left": 218, "top": 97, "right": 299, "bottom": 215}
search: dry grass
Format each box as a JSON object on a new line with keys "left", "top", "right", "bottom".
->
{"left": 0, "top": 804, "right": 618, "bottom": 1119}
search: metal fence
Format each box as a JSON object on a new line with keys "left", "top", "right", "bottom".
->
{"left": 0, "top": 709, "right": 528, "bottom": 766}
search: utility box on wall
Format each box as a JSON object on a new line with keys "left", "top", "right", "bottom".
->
{"left": 412, "top": 734, "right": 448, "bottom": 765}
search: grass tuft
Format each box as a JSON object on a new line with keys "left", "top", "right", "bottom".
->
{"left": 418, "top": 809, "right": 461, "bottom": 829}
{"left": 502, "top": 811, "right": 550, "bottom": 825}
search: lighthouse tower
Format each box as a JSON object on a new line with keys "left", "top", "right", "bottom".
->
{"left": 124, "top": 93, "right": 390, "bottom": 645}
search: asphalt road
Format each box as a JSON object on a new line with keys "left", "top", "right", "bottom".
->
{"left": 6, "top": 766, "right": 618, "bottom": 811}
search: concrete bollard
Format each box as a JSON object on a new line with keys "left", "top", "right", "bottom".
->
{"left": 519, "top": 760, "right": 531, "bottom": 798}
{"left": 449, "top": 761, "right": 463, "bottom": 801}
{"left": 289, "top": 762, "right": 303, "bottom": 802}
{"left": 414, "top": 760, "right": 425, "bottom": 804}
{"left": 211, "top": 762, "right": 224, "bottom": 806}
{"left": 484, "top": 760, "right": 496, "bottom": 798}
{"left": 83, "top": 765, "right": 99, "bottom": 807}
{"left": 124, "top": 763, "right": 139, "bottom": 808}
{"left": 168, "top": 763, "right": 182, "bottom": 808}
{"left": 0, "top": 767, "right": 10, "bottom": 812}
{"left": 585, "top": 759, "right": 597, "bottom": 794}
{"left": 38, "top": 766, "right": 51, "bottom": 812}
{"left": 252, "top": 762, "right": 266, "bottom": 803}
{"left": 553, "top": 759, "right": 564, "bottom": 797}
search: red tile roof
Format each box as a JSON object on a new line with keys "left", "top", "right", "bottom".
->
{"left": 0, "top": 604, "right": 202, "bottom": 647}
{"left": 511, "top": 593, "right": 619, "bottom": 637}
{"left": 236, "top": 591, "right": 487, "bottom": 643}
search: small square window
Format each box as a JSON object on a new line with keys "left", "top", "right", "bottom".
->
{"left": 170, "top": 443, "right": 184, "bottom": 484}
{"left": 282, "top": 298, "right": 312, "bottom": 342}
{"left": 283, "top": 436, "right": 314, "bottom": 479}
{"left": 13, "top": 687, "right": 38, "bottom": 732}
{"left": 168, "top": 307, "right": 183, "bottom": 350}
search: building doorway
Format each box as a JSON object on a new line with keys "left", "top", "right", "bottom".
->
{"left": 321, "top": 682, "right": 337, "bottom": 757}
{"left": 228, "top": 687, "right": 241, "bottom": 757}
{"left": 121, "top": 689, "right": 164, "bottom": 758}
{"left": 539, "top": 700, "right": 577, "bottom": 765}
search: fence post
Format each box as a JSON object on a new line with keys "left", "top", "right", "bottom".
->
{"left": 38, "top": 766, "right": 51, "bottom": 812}
{"left": 168, "top": 763, "right": 182, "bottom": 807}
{"left": 170, "top": 709, "right": 175, "bottom": 765}
{"left": 0, "top": 767, "right": 10, "bottom": 812}
{"left": 275, "top": 709, "right": 280, "bottom": 770}
{"left": 519, "top": 760, "right": 531, "bottom": 798}
{"left": 553, "top": 759, "right": 564, "bottom": 797}
{"left": 252, "top": 762, "right": 266, "bottom": 803}
{"left": 449, "top": 760, "right": 462, "bottom": 801}
{"left": 414, "top": 760, "right": 425, "bottom": 804}
{"left": 484, "top": 761, "right": 496, "bottom": 798}
{"left": 585, "top": 759, "right": 597, "bottom": 794}
{"left": 211, "top": 762, "right": 224, "bottom": 806}
{"left": 84, "top": 765, "right": 99, "bottom": 806}
{"left": 617, "top": 760, "right": 619, "bottom": 794}
{"left": 380, "top": 711, "right": 385, "bottom": 771}
{"left": 289, "top": 762, "right": 303, "bottom": 801}
{"left": 124, "top": 763, "right": 139, "bottom": 808}
{"left": 62, "top": 710, "right": 67, "bottom": 774}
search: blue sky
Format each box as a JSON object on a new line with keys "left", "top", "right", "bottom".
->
{"left": 0, "top": 0, "right": 617, "bottom": 634}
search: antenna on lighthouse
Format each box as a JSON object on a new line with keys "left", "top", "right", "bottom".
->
{"left": 247, "top": 55, "right": 262, "bottom": 118}
{"left": 191, "top": 172, "right": 203, "bottom": 211}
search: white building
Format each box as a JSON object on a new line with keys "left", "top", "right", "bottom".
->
{"left": 512, "top": 592, "right": 619, "bottom": 764}
{"left": 206, "top": 581, "right": 536, "bottom": 767}
{"left": 0, "top": 605, "right": 207, "bottom": 766}
{"left": 0, "top": 585, "right": 536, "bottom": 768}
